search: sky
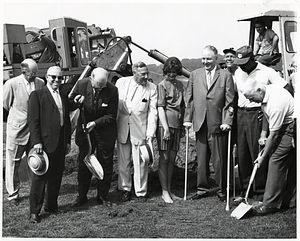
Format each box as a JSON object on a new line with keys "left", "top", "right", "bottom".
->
{"left": 2, "top": 0, "right": 299, "bottom": 65}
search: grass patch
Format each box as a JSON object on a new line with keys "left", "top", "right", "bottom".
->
{"left": 2, "top": 124, "right": 296, "bottom": 238}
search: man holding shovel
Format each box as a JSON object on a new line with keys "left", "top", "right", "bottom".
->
{"left": 242, "top": 81, "right": 295, "bottom": 215}
{"left": 69, "top": 67, "right": 118, "bottom": 207}
{"left": 233, "top": 45, "right": 290, "bottom": 199}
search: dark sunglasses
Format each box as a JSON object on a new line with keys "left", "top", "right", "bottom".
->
{"left": 49, "top": 75, "right": 63, "bottom": 81}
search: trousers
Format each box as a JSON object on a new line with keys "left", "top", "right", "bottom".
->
{"left": 29, "top": 127, "right": 65, "bottom": 214}
{"left": 195, "top": 120, "right": 227, "bottom": 196}
{"left": 117, "top": 135, "right": 148, "bottom": 197}
{"left": 263, "top": 122, "right": 296, "bottom": 209}
{"left": 236, "top": 108, "right": 268, "bottom": 193}
{"left": 77, "top": 132, "right": 115, "bottom": 199}
{"left": 5, "top": 139, "right": 32, "bottom": 200}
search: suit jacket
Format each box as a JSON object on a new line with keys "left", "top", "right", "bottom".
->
{"left": 116, "top": 76, "right": 158, "bottom": 145}
{"left": 184, "top": 66, "right": 235, "bottom": 133}
{"left": 3, "top": 74, "right": 45, "bottom": 145}
{"left": 28, "top": 86, "right": 73, "bottom": 153}
{"left": 69, "top": 77, "right": 119, "bottom": 146}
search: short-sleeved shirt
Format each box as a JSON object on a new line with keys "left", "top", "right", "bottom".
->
{"left": 157, "top": 78, "right": 185, "bottom": 128}
{"left": 262, "top": 85, "right": 294, "bottom": 131}
{"left": 234, "top": 63, "right": 287, "bottom": 108}
{"left": 255, "top": 29, "right": 279, "bottom": 55}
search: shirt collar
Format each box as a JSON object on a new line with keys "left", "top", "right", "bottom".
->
{"left": 22, "top": 75, "right": 33, "bottom": 85}
{"left": 47, "top": 83, "right": 59, "bottom": 94}
{"left": 205, "top": 66, "right": 216, "bottom": 75}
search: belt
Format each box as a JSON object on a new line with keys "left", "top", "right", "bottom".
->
{"left": 238, "top": 107, "right": 261, "bottom": 111}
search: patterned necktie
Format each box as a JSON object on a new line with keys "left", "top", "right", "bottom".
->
{"left": 207, "top": 71, "right": 212, "bottom": 88}
{"left": 93, "top": 88, "right": 100, "bottom": 113}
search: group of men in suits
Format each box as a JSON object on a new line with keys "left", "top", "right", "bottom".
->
{"left": 3, "top": 58, "right": 158, "bottom": 223}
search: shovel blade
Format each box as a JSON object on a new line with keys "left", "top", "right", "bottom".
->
{"left": 84, "top": 154, "right": 104, "bottom": 180}
{"left": 231, "top": 202, "right": 252, "bottom": 219}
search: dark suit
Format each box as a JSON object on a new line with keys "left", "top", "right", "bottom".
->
{"left": 69, "top": 78, "right": 118, "bottom": 200}
{"left": 184, "top": 66, "right": 235, "bottom": 196}
{"left": 28, "top": 85, "right": 73, "bottom": 214}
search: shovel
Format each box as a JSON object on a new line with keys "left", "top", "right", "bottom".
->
{"left": 231, "top": 162, "right": 258, "bottom": 219}
{"left": 80, "top": 106, "right": 104, "bottom": 180}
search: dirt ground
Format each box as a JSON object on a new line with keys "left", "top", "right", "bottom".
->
{"left": 2, "top": 123, "right": 297, "bottom": 238}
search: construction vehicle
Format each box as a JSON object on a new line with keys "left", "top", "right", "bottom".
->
{"left": 3, "top": 16, "right": 191, "bottom": 86}
{"left": 238, "top": 9, "right": 297, "bottom": 79}
{"left": 3, "top": 17, "right": 120, "bottom": 83}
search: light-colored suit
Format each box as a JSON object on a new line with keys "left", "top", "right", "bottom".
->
{"left": 3, "top": 74, "right": 45, "bottom": 200}
{"left": 184, "top": 66, "right": 235, "bottom": 196}
{"left": 116, "top": 76, "right": 157, "bottom": 196}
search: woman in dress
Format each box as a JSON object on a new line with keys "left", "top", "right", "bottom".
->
{"left": 156, "top": 57, "right": 186, "bottom": 203}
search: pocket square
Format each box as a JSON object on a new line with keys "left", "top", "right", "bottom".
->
{"left": 101, "top": 103, "right": 108, "bottom": 107}
{"left": 142, "top": 98, "right": 148, "bottom": 102}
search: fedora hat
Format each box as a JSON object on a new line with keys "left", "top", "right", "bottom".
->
{"left": 140, "top": 141, "right": 154, "bottom": 164}
{"left": 27, "top": 148, "right": 49, "bottom": 176}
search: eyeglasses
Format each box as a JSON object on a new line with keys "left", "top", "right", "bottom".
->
{"left": 49, "top": 75, "right": 63, "bottom": 81}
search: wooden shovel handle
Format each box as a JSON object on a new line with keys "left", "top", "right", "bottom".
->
{"left": 245, "top": 148, "right": 265, "bottom": 202}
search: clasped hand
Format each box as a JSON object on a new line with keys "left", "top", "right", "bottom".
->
{"left": 183, "top": 122, "right": 192, "bottom": 129}
{"left": 220, "top": 124, "right": 231, "bottom": 131}
{"left": 254, "top": 156, "right": 264, "bottom": 168}
{"left": 33, "top": 143, "right": 43, "bottom": 154}
{"left": 85, "top": 121, "right": 96, "bottom": 133}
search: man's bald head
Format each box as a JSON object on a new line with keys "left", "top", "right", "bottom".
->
{"left": 91, "top": 67, "right": 108, "bottom": 90}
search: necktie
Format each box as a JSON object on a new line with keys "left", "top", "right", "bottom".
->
{"left": 53, "top": 91, "right": 64, "bottom": 126}
{"left": 93, "top": 88, "right": 100, "bottom": 113}
{"left": 26, "top": 81, "right": 33, "bottom": 94}
{"left": 207, "top": 71, "right": 212, "bottom": 88}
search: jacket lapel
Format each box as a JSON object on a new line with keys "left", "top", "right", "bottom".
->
{"left": 122, "top": 78, "right": 132, "bottom": 112}
{"left": 131, "top": 83, "right": 147, "bottom": 112}
{"left": 19, "top": 77, "right": 30, "bottom": 97}
{"left": 86, "top": 80, "right": 93, "bottom": 109}
{"left": 59, "top": 91, "right": 66, "bottom": 118}
{"left": 45, "top": 87, "right": 59, "bottom": 111}
{"left": 209, "top": 68, "right": 220, "bottom": 90}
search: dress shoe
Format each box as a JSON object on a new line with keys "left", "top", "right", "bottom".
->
{"left": 72, "top": 196, "right": 88, "bottom": 207}
{"left": 252, "top": 205, "right": 277, "bottom": 216}
{"left": 96, "top": 196, "right": 112, "bottom": 207}
{"left": 44, "top": 208, "right": 63, "bottom": 214}
{"left": 121, "top": 191, "right": 131, "bottom": 202}
{"left": 188, "top": 192, "right": 208, "bottom": 200}
{"left": 217, "top": 193, "right": 226, "bottom": 202}
{"left": 11, "top": 198, "right": 20, "bottom": 206}
{"left": 29, "top": 213, "right": 41, "bottom": 223}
